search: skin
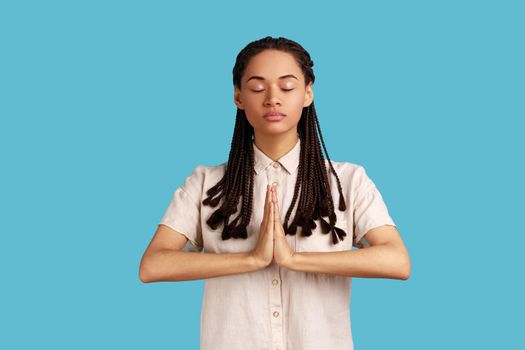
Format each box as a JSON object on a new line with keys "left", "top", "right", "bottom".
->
{"left": 251, "top": 183, "right": 296, "bottom": 268}
{"left": 234, "top": 49, "right": 313, "bottom": 161}
{"left": 138, "top": 49, "right": 411, "bottom": 283}
{"left": 234, "top": 49, "right": 311, "bottom": 268}
{"left": 235, "top": 49, "right": 410, "bottom": 278}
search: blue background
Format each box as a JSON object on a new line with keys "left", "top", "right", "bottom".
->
{"left": 1, "top": 0, "right": 523, "bottom": 349}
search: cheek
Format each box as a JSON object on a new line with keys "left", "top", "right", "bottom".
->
{"left": 242, "top": 107, "right": 263, "bottom": 129}
{"left": 241, "top": 96, "right": 262, "bottom": 114}
{"left": 289, "top": 94, "right": 307, "bottom": 117}
{"left": 290, "top": 92, "right": 306, "bottom": 108}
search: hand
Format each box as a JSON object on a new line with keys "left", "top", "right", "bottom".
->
{"left": 271, "top": 186, "right": 295, "bottom": 268}
{"left": 250, "top": 185, "right": 275, "bottom": 268}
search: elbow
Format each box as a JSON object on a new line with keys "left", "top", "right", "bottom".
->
{"left": 139, "top": 267, "right": 151, "bottom": 283}
{"left": 398, "top": 266, "right": 411, "bottom": 281}
{"left": 384, "top": 242, "right": 410, "bottom": 280}
{"left": 396, "top": 252, "right": 411, "bottom": 280}
{"left": 139, "top": 256, "right": 155, "bottom": 283}
{"left": 384, "top": 247, "right": 411, "bottom": 280}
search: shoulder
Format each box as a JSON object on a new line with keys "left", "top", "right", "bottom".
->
{"left": 186, "top": 161, "right": 227, "bottom": 177}
{"left": 181, "top": 162, "right": 227, "bottom": 193}
{"left": 191, "top": 161, "right": 227, "bottom": 181}
{"left": 324, "top": 159, "right": 382, "bottom": 199}
{"left": 325, "top": 159, "right": 368, "bottom": 184}
{"left": 326, "top": 159, "right": 364, "bottom": 174}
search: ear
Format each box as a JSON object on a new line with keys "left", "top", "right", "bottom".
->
{"left": 234, "top": 86, "right": 244, "bottom": 110}
{"left": 303, "top": 82, "right": 314, "bottom": 107}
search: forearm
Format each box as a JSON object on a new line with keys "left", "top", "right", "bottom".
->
{"left": 287, "top": 243, "right": 410, "bottom": 280}
{"left": 140, "top": 249, "right": 264, "bottom": 283}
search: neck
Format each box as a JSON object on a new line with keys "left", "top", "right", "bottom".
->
{"left": 253, "top": 129, "right": 299, "bottom": 161}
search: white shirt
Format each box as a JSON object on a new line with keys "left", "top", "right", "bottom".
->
{"left": 159, "top": 137, "right": 396, "bottom": 350}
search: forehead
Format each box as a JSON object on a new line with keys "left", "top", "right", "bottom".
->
{"left": 243, "top": 49, "right": 303, "bottom": 81}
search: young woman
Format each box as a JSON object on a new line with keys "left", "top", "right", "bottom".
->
{"left": 139, "top": 36, "right": 410, "bottom": 350}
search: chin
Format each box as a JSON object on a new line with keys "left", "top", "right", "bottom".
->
{"left": 261, "top": 124, "right": 294, "bottom": 135}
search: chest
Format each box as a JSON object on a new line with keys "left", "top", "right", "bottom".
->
{"left": 200, "top": 163, "right": 354, "bottom": 254}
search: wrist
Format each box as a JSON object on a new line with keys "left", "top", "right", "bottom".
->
{"left": 249, "top": 253, "right": 269, "bottom": 270}
{"left": 282, "top": 252, "right": 297, "bottom": 270}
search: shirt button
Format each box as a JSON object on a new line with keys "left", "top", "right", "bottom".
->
{"left": 273, "top": 162, "right": 279, "bottom": 168}
{"left": 272, "top": 181, "right": 279, "bottom": 187}
{"left": 273, "top": 311, "right": 279, "bottom": 317}
{"left": 272, "top": 279, "right": 279, "bottom": 285}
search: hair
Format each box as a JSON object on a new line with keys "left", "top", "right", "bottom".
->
{"left": 202, "top": 36, "right": 348, "bottom": 245}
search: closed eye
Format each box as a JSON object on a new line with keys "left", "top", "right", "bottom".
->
{"left": 251, "top": 88, "right": 295, "bottom": 93}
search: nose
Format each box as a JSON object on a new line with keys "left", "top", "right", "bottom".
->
{"left": 264, "top": 86, "right": 281, "bottom": 107}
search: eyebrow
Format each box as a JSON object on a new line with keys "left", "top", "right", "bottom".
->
{"left": 246, "top": 74, "right": 298, "bottom": 82}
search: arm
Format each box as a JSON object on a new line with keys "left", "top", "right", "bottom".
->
{"left": 285, "top": 225, "right": 411, "bottom": 280}
{"left": 139, "top": 224, "right": 264, "bottom": 283}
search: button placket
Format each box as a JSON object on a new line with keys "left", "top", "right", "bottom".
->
{"left": 266, "top": 162, "right": 286, "bottom": 349}
{"left": 271, "top": 162, "right": 280, "bottom": 186}
{"left": 269, "top": 263, "right": 284, "bottom": 349}
{"left": 270, "top": 162, "right": 284, "bottom": 213}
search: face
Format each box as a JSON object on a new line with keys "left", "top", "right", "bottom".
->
{"left": 234, "top": 49, "right": 313, "bottom": 137}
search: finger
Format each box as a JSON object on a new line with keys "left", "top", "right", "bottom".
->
{"left": 272, "top": 197, "right": 278, "bottom": 225}
{"left": 272, "top": 187, "right": 281, "bottom": 222}
{"left": 273, "top": 194, "right": 285, "bottom": 239}
{"left": 272, "top": 201, "right": 283, "bottom": 240}
{"left": 264, "top": 184, "right": 274, "bottom": 228}
{"left": 262, "top": 185, "right": 270, "bottom": 227}
{"left": 269, "top": 193, "right": 274, "bottom": 234}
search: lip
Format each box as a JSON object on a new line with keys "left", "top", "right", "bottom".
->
{"left": 264, "top": 111, "right": 285, "bottom": 121}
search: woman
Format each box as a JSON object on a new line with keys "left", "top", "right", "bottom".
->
{"left": 139, "top": 36, "right": 411, "bottom": 350}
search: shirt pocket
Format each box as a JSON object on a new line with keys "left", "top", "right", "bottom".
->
{"left": 295, "top": 216, "right": 352, "bottom": 253}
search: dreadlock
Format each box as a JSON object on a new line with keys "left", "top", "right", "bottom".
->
{"left": 202, "top": 36, "right": 349, "bottom": 245}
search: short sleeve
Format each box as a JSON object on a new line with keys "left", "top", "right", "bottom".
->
{"left": 159, "top": 165, "right": 205, "bottom": 252}
{"left": 352, "top": 166, "right": 396, "bottom": 248}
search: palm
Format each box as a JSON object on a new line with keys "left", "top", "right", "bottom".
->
{"left": 271, "top": 187, "right": 295, "bottom": 267}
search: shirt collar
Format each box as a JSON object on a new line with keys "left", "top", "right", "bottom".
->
{"left": 253, "top": 136, "right": 301, "bottom": 175}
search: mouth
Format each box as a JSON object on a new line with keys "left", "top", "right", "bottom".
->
{"left": 264, "top": 111, "right": 285, "bottom": 121}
